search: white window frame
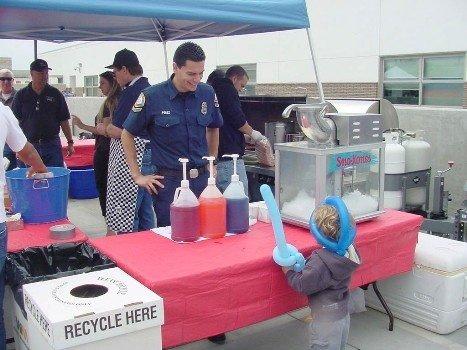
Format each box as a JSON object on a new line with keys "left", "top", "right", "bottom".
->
{"left": 84, "top": 75, "right": 100, "bottom": 97}
{"left": 380, "top": 53, "right": 465, "bottom": 107}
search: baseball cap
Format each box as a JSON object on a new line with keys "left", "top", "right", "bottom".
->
{"left": 0, "top": 69, "right": 14, "bottom": 79}
{"left": 105, "top": 49, "right": 139, "bottom": 69}
{"left": 30, "top": 59, "right": 52, "bottom": 72}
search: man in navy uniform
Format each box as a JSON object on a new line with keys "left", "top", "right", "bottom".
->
{"left": 211, "top": 65, "right": 268, "bottom": 195}
{"left": 122, "top": 41, "right": 223, "bottom": 228}
{"left": 11, "top": 59, "right": 74, "bottom": 167}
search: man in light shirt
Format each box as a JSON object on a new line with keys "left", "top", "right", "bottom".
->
{"left": 0, "top": 103, "right": 48, "bottom": 350}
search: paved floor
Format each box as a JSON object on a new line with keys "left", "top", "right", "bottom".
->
{"left": 68, "top": 198, "right": 467, "bottom": 350}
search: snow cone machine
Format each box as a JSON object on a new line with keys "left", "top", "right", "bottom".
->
{"left": 275, "top": 101, "right": 391, "bottom": 227}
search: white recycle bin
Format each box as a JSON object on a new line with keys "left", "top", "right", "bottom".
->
{"left": 365, "top": 233, "right": 467, "bottom": 334}
{"left": 19, "top": 267, "right": 164, "bottom": 350}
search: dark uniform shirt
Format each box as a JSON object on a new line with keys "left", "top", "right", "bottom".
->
{"left": 211, "top": 78, "right": 246, "bottom": 158}
{"left": 123, "top": 77, "right": 223, "bottom": 170}
{"left": 112, "top": 77, "right": 150, "bottom": 139}
{"left": 11, "top": 83, "right": 70, "bottom": 141}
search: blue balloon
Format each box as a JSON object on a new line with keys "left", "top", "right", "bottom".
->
{"left": 260, "top": 184, "right": 305, "bottom": 272}
{"left": 309, "top": 196, "right": 356, "bottom": 256}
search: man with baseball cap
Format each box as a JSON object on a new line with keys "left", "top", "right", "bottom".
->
{"left": 103, "top": 49, "right": 155, "bottom": 234}
{"left": 11, "top": 59, "right": 74, "bottom": 167}
{"left": 0, "top": 68, "right": 18, "bottom": 170}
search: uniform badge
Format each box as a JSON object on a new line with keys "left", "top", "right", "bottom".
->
{"left": 132, "top": 93, "right": 145, "bottom": 113}
{"left": 201, "top": 101, "right": 207, "bottom": 115}
{"left": 214, "top": 94, "right": 219, "bottom": 108}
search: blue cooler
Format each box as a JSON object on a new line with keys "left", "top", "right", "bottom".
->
{"left": 69, "top": 167, "right": 99, "bottom": 199}
{"left": 6, "top": 167, "right": 70, "bottom": 223}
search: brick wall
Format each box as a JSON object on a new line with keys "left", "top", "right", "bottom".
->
{"left": 0, "top": 57, "right": 12, "bottom": 70}
{"left": 254, "top": 82, "right": 379, "bottom": 99}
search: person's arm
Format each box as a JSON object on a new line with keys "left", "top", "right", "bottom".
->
{"left": 206, "top": 127, "right": 219, "bottom": 158}
{"left": 60, "top": 120, "right": 75, "bottom": 156}
{"left": 16, "top": 142, "right": 48, "bottom": 175}
{"left": 122, "top": 92, "right": 164, "bottom": 193}
{"left": 3, "top": 105, "right": 47, "bottom": 175}
{"left": 72, "top": 115, "right": 110, "bottom": 136}
{"left": 106, "top": 124, "right": 123, "bottom": 138}
{"left": 284, "top": 256, "right": 331, "bottom": 295}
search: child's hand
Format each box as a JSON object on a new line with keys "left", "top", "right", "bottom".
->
{"left": 281, "top": 266, "right": 292, "bottom": 274}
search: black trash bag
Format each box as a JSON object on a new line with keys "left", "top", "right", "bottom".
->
{"left": 5, "top": 242, "right": 115, "bottom": 318}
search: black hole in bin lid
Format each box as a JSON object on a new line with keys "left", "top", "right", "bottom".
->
{"left": 70, "top": 284, "right": 108, "bottom": 298}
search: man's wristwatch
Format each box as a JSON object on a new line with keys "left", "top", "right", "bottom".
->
{"left": 67, "top": 139, "right": 74, "bottom": 144}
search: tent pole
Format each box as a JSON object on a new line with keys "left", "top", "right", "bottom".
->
{"left": 162, "top": 41, "right": 169, "bottom": 79}
{"left": 305, "top": 28, "right": 324, "bottom": 103}
{"left": 34, "top": 40, "right": 38, "bottom": 59}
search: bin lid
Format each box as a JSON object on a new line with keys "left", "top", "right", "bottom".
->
{"left": 22, "top": 267, "right": 164, "bottom": 349}
{"left": 415, "top": 233, "right": 467, "bottom": 273}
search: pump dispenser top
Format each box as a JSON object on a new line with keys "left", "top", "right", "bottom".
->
{"left": 199, "top": 156, "right": 226, "bottom": 239}
{"left": 170, "top": 158, "right": 200, "bottom": 242}
{"left": 223, "top": 154, "right": 250, "bottom": 234}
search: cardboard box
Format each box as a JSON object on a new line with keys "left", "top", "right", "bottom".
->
{"left": 22, "top": 267, "right": 164, "bottom": 349}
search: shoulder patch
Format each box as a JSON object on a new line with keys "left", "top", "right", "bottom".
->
{"left": 132, "top": 93, "right": 145, "bottom": 113}
{"left": 214, "top": 93, "right": 219, "bottom": 108}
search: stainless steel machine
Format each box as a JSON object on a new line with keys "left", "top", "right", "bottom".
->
{"left": 421, "top": 166, "right": 466, "bottom": 242}
{"left": 275, "top": 103, "right": 386, "bottom": 227}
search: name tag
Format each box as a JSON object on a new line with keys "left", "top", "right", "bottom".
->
{"left": 161, "top": 110, "right": 171, "bottom": 115}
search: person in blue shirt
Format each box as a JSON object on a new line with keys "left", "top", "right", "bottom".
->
{"left": 210, "top": 65, "right": 269, "bottom": 196}
{"left": 121, "top": 41, "right": 223, "bottom": 228}
{"left": 104, "top": 49, "right": 155, "bottom": 234}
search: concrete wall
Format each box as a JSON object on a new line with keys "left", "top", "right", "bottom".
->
{"left": 41, "top": 0, "right": 467, "bottom": 88}
{"left": 65, "top": 97, "right": 105, "bottom": 135}
{"left": 396, "top": 106, "right": 467, "bottom": 215}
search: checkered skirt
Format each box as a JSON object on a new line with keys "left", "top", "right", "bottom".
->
{"left": 105, "top": 137, "right": 148, "bottom": 233}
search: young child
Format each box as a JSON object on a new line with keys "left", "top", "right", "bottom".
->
{"left": 282, "top": 204, "right": 361, "bottom": 350}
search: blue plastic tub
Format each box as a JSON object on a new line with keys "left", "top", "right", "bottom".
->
{"left": 5, "top": 167, "right": 70, "bottom": 223}
{"left": 69, "top": 167, "right": 99, "bottom": 199}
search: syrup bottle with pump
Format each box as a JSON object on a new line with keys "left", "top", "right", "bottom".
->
{"left": 199, "top": 156, "right": 226, "bottom": 239}
{"left": 170, "top": 158, "right": 200, "bottom": 242}
{"left": 223, "top": 154, "right": 249, "bottom": 233}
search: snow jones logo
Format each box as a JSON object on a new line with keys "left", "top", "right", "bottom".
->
{"left": 328, "top": 151, "right": 377, "bottom": 173}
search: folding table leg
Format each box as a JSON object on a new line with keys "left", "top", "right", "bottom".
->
{"left": 371, "top": 282, "right": 394, "bottom": 331}
{"left": 360, "top": 282, "right": 394, "bottom": 331}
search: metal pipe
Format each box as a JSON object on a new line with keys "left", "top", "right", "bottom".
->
{"left": 34, "top": 40, "right": 38, "bottom": 59}
{"left": 162, "top": 41, "right": 169, "bottom": 79}
{"left": 306, "top": 28, "right": 324, "bottom": 103}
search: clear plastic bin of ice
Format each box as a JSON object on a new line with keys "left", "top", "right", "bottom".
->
{"left": 342, "top": 190, "right": 379, "bottom": 217}
{"left": 281, "top": 189, "right": 378, "bottom": 222}
{"left": 282, "top": 190, "right": 316, "bottom": 222}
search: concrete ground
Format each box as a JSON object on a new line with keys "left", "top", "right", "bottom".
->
{"left": 68, "top": 198, "right": 467, "bottom": 350}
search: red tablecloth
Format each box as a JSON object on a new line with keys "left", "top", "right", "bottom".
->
{"left": 7, "top": 219, "right": 88, "bottom": 253}
{"left": 90, "top": 210, "right": 422, "bottom": 348}
{"left": 61, "top": 138, "right": 95, "bottom": 168}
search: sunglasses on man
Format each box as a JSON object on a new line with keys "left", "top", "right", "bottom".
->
{"left": 0, "top": 77, "right": 13, "bottom": 82}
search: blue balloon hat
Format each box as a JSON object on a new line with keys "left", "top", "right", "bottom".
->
{"left": 309, "top": 196, "right": 356, "bottom": 256}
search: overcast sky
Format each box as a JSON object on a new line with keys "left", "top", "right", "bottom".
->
{"left": 1, "top": 39, "right": 77, "bottom": 70}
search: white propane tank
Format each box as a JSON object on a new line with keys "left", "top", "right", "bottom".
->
{"left": 383, "top": 132, "right": 406, "bottom": 209}
{"left": 402, "top": 131, "right": 431, "bottom": 206}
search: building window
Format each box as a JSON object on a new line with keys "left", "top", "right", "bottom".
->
{"left": 382, "top": 54, "right": 465, "bottom": 107}
{"left": 84, "top": 75, "right": 100, "bottom": 97}
{"left": 216, "top": 63, "right": 257, "bottom": 95}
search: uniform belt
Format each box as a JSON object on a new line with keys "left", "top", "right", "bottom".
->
{"left": 218, "top": 156, "right": 243, "bottom": 163}
{"left": 157, "top": 166, "right": 207, "bottom": 179}
{"left": 31, "top": 137, "right": 59, "bottom": 144}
